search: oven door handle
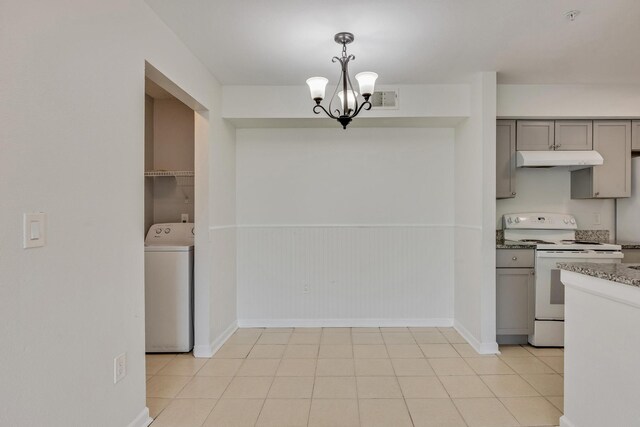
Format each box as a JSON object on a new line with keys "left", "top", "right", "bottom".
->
{"left": 536, "top": 251, "right": 624, "bottom": 259}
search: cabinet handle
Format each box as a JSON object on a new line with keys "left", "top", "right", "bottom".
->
{"left": 555, "top": 143, "right": 561, "bottom": 149}
{"left": 512, "top": 256, "right": 518, "bottom": 261}
{"left": 595, "top": 192, "right": 600, "bottom": 197}
{"left": 511, "top": 192, "right": 516, "bottom": 196}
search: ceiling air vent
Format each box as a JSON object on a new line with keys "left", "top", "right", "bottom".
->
{"left": 369, "top": 90, "right": 398, "bottom": 109}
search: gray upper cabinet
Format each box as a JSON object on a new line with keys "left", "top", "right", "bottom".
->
{"left": 571, "top": 120, "right": 632, "bottom": 199}
{"left": 496, "top": 120, "right": 516, "bottom": 199}
{"left": 633, "top": 121, "right": 640, "bottom": 151}
{"left": 516, "top": 120, "right": 554, "bottom": 151}
{"left": 555, "top": 120, "right": 593, "bottom": 150}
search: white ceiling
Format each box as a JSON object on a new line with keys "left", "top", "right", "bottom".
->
{"left": 146, "top": 0, "right": 640, "bottom": 85}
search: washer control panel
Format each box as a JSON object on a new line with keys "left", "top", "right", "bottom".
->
{"left": 145, "top": 223, "right": 195, "bottom": 245}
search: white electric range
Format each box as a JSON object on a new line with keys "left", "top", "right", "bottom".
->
{"left": 503, "top": 213, "right": 623, "bottom": 347}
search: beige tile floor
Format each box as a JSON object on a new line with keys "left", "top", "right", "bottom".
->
{"left": 146, "top": 327, "right": 564, "bottom": 427}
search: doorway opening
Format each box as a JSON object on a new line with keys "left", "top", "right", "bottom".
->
{"left": 142, "top": 62, "right": 209, "bottom": 371}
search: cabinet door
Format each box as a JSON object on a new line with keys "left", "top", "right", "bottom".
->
{"left": 622, "top": 249, "right": 640, "bottom": 264}
{"left": 593, "top": 121, "right": 632, "bottom": 198}
{"left": 516, "top": 121, "right": 554, "bottom": 151}
{"left": 572, "top": 121, "right": 632, "bottom": 199}
{"left": 632, "top": 121, "right": 640, "bottom": 151}
{"left": 496, "top": 120, "right": 516, "bottom": 199}
{"left": 496, "top": 268, "right": 534, "bottom": 335}
{"left": 555, "top": 120, "right": 593, "bottom": 150}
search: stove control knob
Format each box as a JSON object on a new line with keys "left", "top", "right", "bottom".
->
{"left": 506, "top": 217, "right": 512, "bottom": 224}
{"left": 155, "top": 228, "right": 162, "bottom": 234}
{"left": 514, "top": 217, "right": 520, "bottom": 224}
{"left": 570, "top": 218, "right": 576, "bottom": 224}
{"left": 164, "top": 228, "right": 171, "bottom": 234}
{"left": 564, "top": 218, "right": 569, "bottom": 224}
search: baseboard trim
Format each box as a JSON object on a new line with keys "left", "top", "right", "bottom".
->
{"left": 193, "top": 321, "right": 238, "bottom": 358}
{"left": 559, "top": 415, "right": 575, "bottom": 427}
{"left": 237, "top": 318, "right": 454, "bottom": 328}
{"left": 454, "top": 320, "right": 499, "bottom": 355}
{"left": 127, "top": 407, "right": 152, "bottom": 427}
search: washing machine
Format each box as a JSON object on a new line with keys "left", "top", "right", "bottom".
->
{"left": 144, "top": 223, "right": 194, "bottom": 353}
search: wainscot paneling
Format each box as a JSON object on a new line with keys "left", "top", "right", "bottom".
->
{"left": 237, "top": 225, "right": 454, "bottom": 326}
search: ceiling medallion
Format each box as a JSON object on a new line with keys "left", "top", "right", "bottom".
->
{"left": 306, "top": 32, "right": 378, "bottom": 129}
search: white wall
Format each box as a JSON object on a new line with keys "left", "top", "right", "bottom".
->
{"left": 223, "top": 84, "right": 470, "bottom": 119}
{"left": 498, "top": 84, "right": 640, "bottom": 118}
{"left": 496, "top": 168, "right": 616, "bottom": 240}
{"left": 236, "top": 127, "right": 455, "bottom": 325}
{"left": 454, "top": 73, "right": 498, "bottom": 354}
{"left": 0, "top": 2, "right": 235, "bottom": 426}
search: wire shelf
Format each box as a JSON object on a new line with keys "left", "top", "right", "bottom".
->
{"left": 144, "top": 170, "right": 194, "bottom": 177}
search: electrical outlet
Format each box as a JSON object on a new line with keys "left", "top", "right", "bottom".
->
{"left": 593, "top": 213, "right": 601, "bottom": 225}
{"left": 114, "top": 353, "right": 126, "bottom": 384}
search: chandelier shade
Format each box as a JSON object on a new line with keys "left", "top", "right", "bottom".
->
{"left": 305, "top": 32, "right": 377, "bottom": 129}
{"left": 306, "top": 77, "right": 329, "bottom": 102}
{"left": 355, "top": 72, "right": 378, "bottom": 97}
{"left": 337, "top": 90, "right": 358, "bottom": 112}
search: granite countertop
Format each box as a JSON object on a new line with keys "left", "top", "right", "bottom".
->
{"left": 558, "top": 262, "right": 640, "bottom": 287}
{"left": 496, "top": 241, "right": 537, "bottom": 249}
{"left": 619, "top": 243, "right": 640, "bottom": 249}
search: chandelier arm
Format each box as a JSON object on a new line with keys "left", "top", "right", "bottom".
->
{"left": 327, "top": 58, "right": 346, "bottom": 116}
{"left": 350, "top": 101, "right": 372, "bottom": 119}
{"left": 312, "top": 103, "right": 338, "bottom": 119}
{"left": 344, "top": 59, "right": 359, "bottom": 116}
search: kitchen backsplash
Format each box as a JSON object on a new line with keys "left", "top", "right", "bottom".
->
{"left": 575, "top": 229, "right": 610, "bottom": 243}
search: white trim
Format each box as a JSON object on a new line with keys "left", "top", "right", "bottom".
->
{"left": 455, "top": 224, "right": 483, "bottom": 230}
{"left": 235, "top": 223, "right": 455, "bottom": 228}
{"left": 193, "top": 321, "right": 238, "bottom": 358}
{"left": 208, "top": 225, "right": 236, "bottom": 241}
{"left": 559, "top": 415, "right": 576, "bottom": 427}
{"left": 237, "top": 318, "right": 453, "bottom": 328}
{"left": 127, "top": 407, "right": 152, "bottom": 427}
{"left": 454, "top": 320, "right": 499, "bottom": 355}
{"left": 209, "top": 225, "right": 236, "bottom": 231}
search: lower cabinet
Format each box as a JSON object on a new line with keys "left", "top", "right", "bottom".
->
{"left": 496, "top": 268, "right": 535, "bottom": 335}
{"left": 622, "top": 249, "right": 640, "bottom": 264}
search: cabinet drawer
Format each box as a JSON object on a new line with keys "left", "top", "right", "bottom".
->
{"left": 496, "top": 249, "right": 535, "bottom": 268}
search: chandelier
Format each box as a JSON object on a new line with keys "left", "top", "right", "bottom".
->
{"left": 306, "top": 32, "right": 378, "bottom": 129}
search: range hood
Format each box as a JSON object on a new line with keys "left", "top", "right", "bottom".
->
{"left": 516, "top": 150, "right": 604, "bottom": 168}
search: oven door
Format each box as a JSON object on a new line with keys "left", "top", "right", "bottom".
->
{"left": 535, "top": 251, "right": 623, "bottom": 320}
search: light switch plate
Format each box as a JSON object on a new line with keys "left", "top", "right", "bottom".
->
{"left": 23, "top": 213, "right": 46, "bottom": 249}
